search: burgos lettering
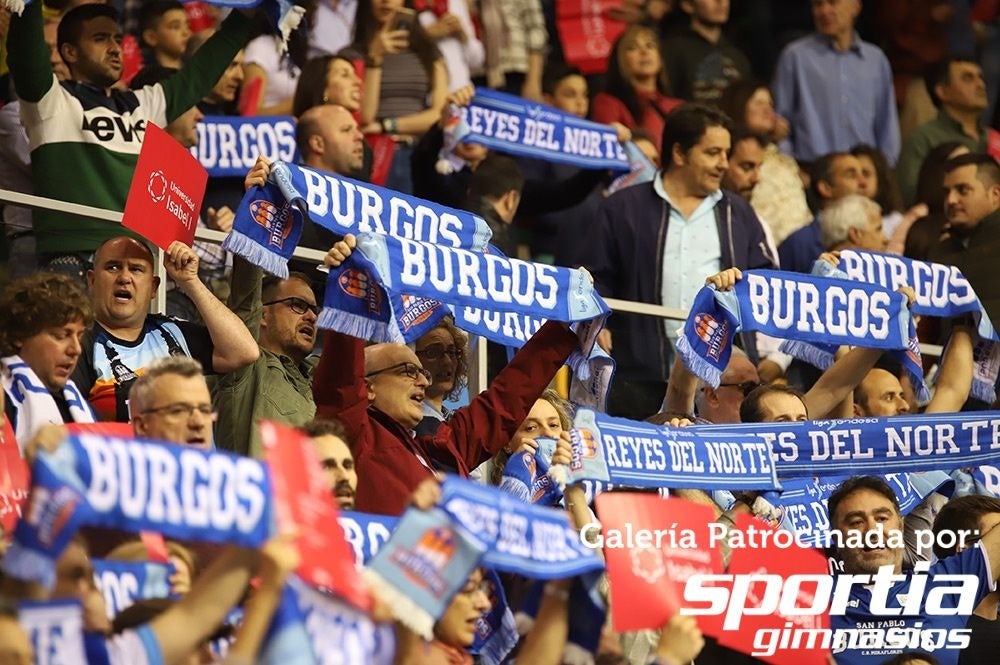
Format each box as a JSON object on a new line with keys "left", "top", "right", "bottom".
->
{"left": 194, "top": 118, "right": 297, "bottom": 173}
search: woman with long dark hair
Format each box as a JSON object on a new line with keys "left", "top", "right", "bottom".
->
{"left": 354, "top": 0, "right": 447, "bottom": 193}
{"left": 592, "top": 25, "right": 682, "bottom": 142}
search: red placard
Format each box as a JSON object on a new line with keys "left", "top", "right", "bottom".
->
{"left": 260, "top": 420, "right": 372, "bottom": 612}
{"left": 65, "top": 422, "right": 135, "bottom": 437}
{"left": 0, "top": 417, "right": 28, "bottom": 538}
{"left": 122, "top": 123, "right": 207, "bottom": 251}
{"left": 556, "top": 0, "right": 626, "bottom": 75}
{"left": 988, "top": 128, "right": 1000, "bottom": 162}
{"left": 595, "top": 494, "right": 723, "bottom": 633}
{"left": 716, "top": 514, "right": 831, "bottom": 665}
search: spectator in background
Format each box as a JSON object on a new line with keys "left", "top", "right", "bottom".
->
{"left": 291, "top": 54, "right": 363, "bottom": 117}
{"left": 777, "top": 151, "right": 862, "bottom": 273}
{"left": 416, "top": 0, "right": 484, "bottom": 91}
{"left": 299, "top": 418, "right": 357, "bottom": 510}
{"left": 817, "top": 193, "right": 888, "bottom": 254}
{"left": 716, "top": 79, "right": 810, "bottom": 247}
{"left": 5, "top": 2, "right": 253, "bottom": 279}
{"left": 129, "top": 356, "right": 216, "bottom": 450}
{"left": 466, "top": 153, "right": 525, "bottom": 258}
{"left": 0, "top": 273, "right": 95, "bottom": 441}
{"left": 772, "top": 0, "right": 900, "bottom": 166}
{"left": 241, "top": 0, "right": 317, "bottom": 115}
{"left": 198, "top": 50, "right": 244, "bottom": 115}
{"left": 138, "top": 0, "right": 191, "bottom": 69}
{"left": 897, "top": 57, "right": 989, "bottom": 207}
{"left": 592, "top": 25, "right": 683, "bottom": 142}
{"left": 903, "top": 142, "right": 969, "bottom": 261}
{"left": 355, "top": 0, "right": 447, "bottom": 193}
{"left": 661, "top": 0, "right": 753, "bottom": 105}
{"left": 476, "top": 0, "right": 547, "bottom": 100}
{"left": 413, "top": 317, "right": 469, "bottom": 438}
{"left": 850, "top": 143, "right": 923, "bottom": 254}
{"left": 585, "top": 104, "right": 774, "bottom": 420}
{"left": 72, "top": 237, "right": 258, "bottom": 422}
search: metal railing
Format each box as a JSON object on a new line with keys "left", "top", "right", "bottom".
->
{"left": 0, "top": 188, "right": 944, "bottom": 395}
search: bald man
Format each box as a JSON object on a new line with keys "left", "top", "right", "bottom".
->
{"left": 313, "top": 234, "right": 579, "bottom": 516}
{"left": 71, "top": 236, "right": 258, "bottom": 421}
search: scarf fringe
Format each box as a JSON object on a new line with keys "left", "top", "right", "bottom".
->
{"left": 223, "top": 229, "right": 290, "bottom": 279}
{"left": 2, "top": 541, "right": 56, "bottom": 589}
{"left": 316, "top": 307, "right": 393, "bottom": 343}
{"left": 361, "top": 568, "right": 435, "bottom": 641}
{"left": 276, "top": 4, "right": 306, "bottom": 53}
{"left": 971, "top": 378, "right": 996, "bottom": 405}
{"left": 779, "top": 340, "right": 834, "bottom": 370}
{"left": 676, "top": 334, "right": 723, "bottom": 388}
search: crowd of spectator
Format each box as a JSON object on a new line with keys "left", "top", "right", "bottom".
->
{"left": 1, "top": 0, "right": 1000, "bottom": 663}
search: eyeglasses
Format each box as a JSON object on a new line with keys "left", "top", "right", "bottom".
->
{"left": 365, "top": 362, "right": 432, "bottom": 383}
{"left": 262, "top": 296, "right": 320, "bottom": 316}
{"left": 719, "top": 381, "right": 761, "bottom": 397}
{"left": 415, "top": 344, "right": 459, "bottom": 361}
{"left": 141, "top": 402, "right": 218, "bottom": 421}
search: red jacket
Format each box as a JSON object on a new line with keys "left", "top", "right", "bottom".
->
{"left": 313, "top": 321, "right": 578, "bottom": 515}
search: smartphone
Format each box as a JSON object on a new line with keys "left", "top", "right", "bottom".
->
{"left": 392, "top": 7, "right": 415, "bottom": 32}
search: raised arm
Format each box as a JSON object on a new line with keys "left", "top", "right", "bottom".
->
{"left": 925, "top": 323, "right": 974, "bottom": 414}
{"left": 803, "top": 346, "right": 884, "bottom": 420}
{"left": 5, "top": 1, "right": 55, "bottom": 103}
{"left": 163, "top": 242, "right": 259, "bottom": 373}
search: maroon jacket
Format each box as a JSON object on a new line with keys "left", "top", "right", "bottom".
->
{"left": 313, "top": 321, "right": 578, "bottom": 516}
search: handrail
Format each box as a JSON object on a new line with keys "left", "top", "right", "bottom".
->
{"left": 0, "top": 188, "right": 945, "bottom": 363}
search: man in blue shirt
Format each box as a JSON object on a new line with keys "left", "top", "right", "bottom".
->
{"left": 772, "top": 0, "right": 900, "bottom": 166}
{"left": 827, "top": 476, "right": 997, "bottom": 665}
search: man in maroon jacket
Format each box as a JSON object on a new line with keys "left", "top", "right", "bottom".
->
{"left": 314, "top": 235, "right": 579, "bottom": 516}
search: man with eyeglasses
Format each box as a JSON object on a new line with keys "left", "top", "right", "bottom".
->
{"left": 314, "top": 234, "right": 579, "bottom": 516}
{"left": 130, "top": 356, "right": 216, "bottom": 449}
{"left": 216, "top": 227, "right": 321, "bottom": 457}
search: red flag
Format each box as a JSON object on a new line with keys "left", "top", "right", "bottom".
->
{"left": 260, "top": 420, "right": 372, "bottom": 612}
{"left": 595, "top": 494, "right": 723, "bottom": 633}
{"left": 715, "top": 514, "right": 831, "bottom": 665}
{"left": 122, "top": 123, "right": 207, "bottom": 250}
{"left": 556, "top": 0, "right": 626, "bottom": 75}
{"left": 0, "top": 417, "right": 27, "bottom": 538}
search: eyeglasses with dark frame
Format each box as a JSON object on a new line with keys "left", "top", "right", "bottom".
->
{"left": 262, "top": 296, "right": 320, "bottom": 316}
{"left": 365, "top": 362, "right": 432, "bottom": 383}
{"left": 718, "top": 381, "right": 761, "bottom": 397}
{"left": 415, "top": 344, "right": 460, "bottom": 361}
{"left": 140, "top": 402, "right": 218, "bottom": 421}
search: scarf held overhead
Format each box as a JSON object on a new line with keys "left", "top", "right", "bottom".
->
{"left": 191, "top": 116, "right": 299, "bottom": 177}
{"left": 677, "top": 269, "right": 914, "bottom": 388}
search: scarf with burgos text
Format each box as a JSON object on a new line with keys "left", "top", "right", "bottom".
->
{"left": 3, "top": 433, "right": 272, "bottom": 588}
{"left": 191, "top": 116, "right": 299, "bottom": 177}
{"left": 225, "top": 161, "right": 493, "bottom": 277}
{"left": 677, "top": 269, "right": 918, "bottom": 392}
{"left": 828, "top": 250, "right": 1000, "bottom": 403}
{"left": 436, "top": 88, "right": 630, "bottom": 173}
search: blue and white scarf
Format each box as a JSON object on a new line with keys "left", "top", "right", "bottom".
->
{"left": 499, "top": 447, "right": 564, "bottom": 507}
{"left": 191, "top": 116, "right": 299, "bottom": 177}
{"left": 607, "top": 140, "right": 658, "bottom": 194}
{"left": 2, "top": 355, "right": 95, "bottom": 448}
{"left": 93, "top": 559, "right": 174, "bottom": 620}
{"left": 3, "top": 433, "right": 273, "bottom": 588}
{"left": 338, "top": 511, "right": 398, "bottom": 565}
{"left": 569, "top": 408, "right": 781, "bottom": 490}
{"left": 319, "top": 233, "right": 609, "bottom": 348}
{"left": 470, "top": 569, "right": 519, "bottom": 665}
{"left": 445, "top": 88, "right": 630, "bottom": 171}
{"left": 226, "top": 161, "right": 494, "bottom": 276}
{"left": 260, "top": 574, "right": 395, "bottom": 665}
{"left": 832, "top": 250, "right": 1000, "bottom": 402}
{"left": 769, "top": 471, "right": 953, "bottom": 548}
{"left": 698, "top": 412, "right": 1000, "bottom": 477}
{"left": 677, "top": 269, "right": 916, "bottom": 389}
{"left": 18, "top": 600, "right": 88, "bottom": 665}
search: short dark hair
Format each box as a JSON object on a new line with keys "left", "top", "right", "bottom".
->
{"left": 468, "top": 153, "right": 524, "bottom": 201}
{"left": 129, "top": 65, "right": 179, "bottom": 90}
{"left": 261, "top": 271, "right": 315, "bottom": 302}
{"left": 924, "top": 56, "right": 980, "bottom": 108}
{"left": 851, "top": 143, "right": 902, "bottom": 213}
{"left": 739, "top": 384, "right": 806, "bottom": 423}
{"left": 827, "top": 476, "right": 901, "bottom": 526}
{"left": 139, "top": 1, "right": 185, "bottom": 36}
{"left": 942, "top": 152, "right": 1000, "bottom": 188}
{"left": 809, "top": 151, "right": 850, "bottom": 207}
{"left": 730, "top": 127, "right": 768, "bottom": 152}
{"left": 542, "top": 62, "right": 584, "bottom": 96}
{"left": 0, "top": 273, "right": 94, "bottom": 356}
{"left": 661, "top": 103, "right": 732, "bottom": 168}
{"left": 57, "top": 3, "right": 120, "bottom": 53}
{"left": 299, "top": 417, "right": 349, "bottom": 441}
{"left": 932, "top": 495, "right": 1000, "bottom": 559}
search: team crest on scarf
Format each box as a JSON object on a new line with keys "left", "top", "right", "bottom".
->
{"left": 693, "top": 313, "right": 729, "bottom": 361}
{"left": 249, "top": 199, "right": 293, "bottom": 250}
{"left": 391, "top": 526, "right": 457, "bottom": 599}
{"left": 398, "top": 295, "right": 440, "bottom": 332}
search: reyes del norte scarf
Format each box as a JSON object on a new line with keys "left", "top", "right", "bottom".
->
{"left": 569, "top": 408, "right": 781, "bottom": 490}
{"left": 225, "top": 161, "right": 493, "bottom": 276}
{"left": 677, "top": 269, "right": 917, "bottom": 390}
{"left": 3, "top": 433, "right": 273, "bottom": 588}
{"left": 438, "top": 88, "right": 630, "bottom": 172}
{"left": 2, "top": 355, "right": 95, "bottom": 448}
{"left": 191, "top": 116, "right": 299, "bottom": 177}
{"left": 831, "top": 250, "right": 1000, "bottom": 403}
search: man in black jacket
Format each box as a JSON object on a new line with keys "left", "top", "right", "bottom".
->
{"left": 585, "top": 103, "right": 775, "bottom": 420}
